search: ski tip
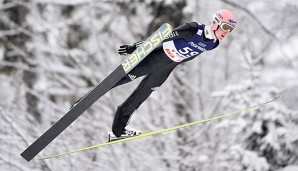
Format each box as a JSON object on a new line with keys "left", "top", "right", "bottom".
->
{"left": 163, "top": 23, "right": 173, "bottom": 29}
{"left": 163, "top": 22, "right": 172, "bottom": 26}
{"left": 273, "top": 93, "right": 283, "bottom": 101}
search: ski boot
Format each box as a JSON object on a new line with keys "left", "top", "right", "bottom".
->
{"left": 108, "top": 125, "right": 144, "bottom": 142}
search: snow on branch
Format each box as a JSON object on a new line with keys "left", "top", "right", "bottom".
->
{"left": 221, "top": 0, "right": 279, "bottom": 41}
{"left": 32, "top": 0, "right": 96, "bottom": 6}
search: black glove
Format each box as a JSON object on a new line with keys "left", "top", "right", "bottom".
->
{"left": 118, "top": 41, "right": 143, "bottom": 55}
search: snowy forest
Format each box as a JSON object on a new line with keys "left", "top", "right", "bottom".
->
{"left": 1, "top": 0, "right": 298, "bottom": 170}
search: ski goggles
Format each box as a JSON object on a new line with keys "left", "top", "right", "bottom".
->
{"left": 213, "top": 15, "right": 235, "bottom": 33}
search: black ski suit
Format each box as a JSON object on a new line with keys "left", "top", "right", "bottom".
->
{"left": 112, "top": 22, "right": 219, "bottom": 137}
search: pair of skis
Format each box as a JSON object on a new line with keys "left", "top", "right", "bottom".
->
{"left": 20, "top": 23, "right": 173, "bottom": 162}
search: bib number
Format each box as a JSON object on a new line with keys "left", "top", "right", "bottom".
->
{"left": 178, "top": 47, "right": 199, "bottom": 58}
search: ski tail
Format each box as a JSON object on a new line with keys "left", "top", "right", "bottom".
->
{"left": 38, "top": 95, "right": 281, "bottom": 160}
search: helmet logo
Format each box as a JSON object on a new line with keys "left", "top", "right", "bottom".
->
{"left": 228, "top": 19, "right": 237, "bottom": 24}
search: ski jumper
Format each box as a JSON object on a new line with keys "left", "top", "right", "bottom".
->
{"left": 112, "top": 22, "right": 220, "bottom": 137}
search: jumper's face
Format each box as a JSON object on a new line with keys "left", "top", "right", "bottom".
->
{"left": 215, "top": 28, "right": 229, "bottom": 41}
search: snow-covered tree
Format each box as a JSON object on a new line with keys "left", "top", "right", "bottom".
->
{"left": 1, "top": 0, "right": 297, "bottom": 170}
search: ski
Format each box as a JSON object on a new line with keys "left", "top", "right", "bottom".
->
{"left": 20, "top": 23, "right": 173, "bottom": 162}
{"left": 38, "top": 95, "right": 281, "bottom": 160}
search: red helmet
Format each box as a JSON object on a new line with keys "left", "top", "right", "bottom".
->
{"left": 211, "top": 9, "right": 237, "bottom": 33}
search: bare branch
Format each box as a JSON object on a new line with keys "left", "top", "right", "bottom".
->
{"left": 0, "top": 2, "right": 18, "bottom": 11}
{"left": 31, "top": 0, "right": 124, "bottom": 6}
{"left": 0, "top": 108, "right": 52, "bottom": 170}
{"left": 221, "top": 0, "right": 279, "bottom": 41}
{"left": 0, "top": 155, "right": 24, "bottom": 171}
{"left": 0, "top": 108, "right": 31, "bottom": 145}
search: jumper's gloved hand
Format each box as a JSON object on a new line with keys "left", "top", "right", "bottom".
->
{"left": 118, "top": 41, "right": 143, "bottom": 55}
